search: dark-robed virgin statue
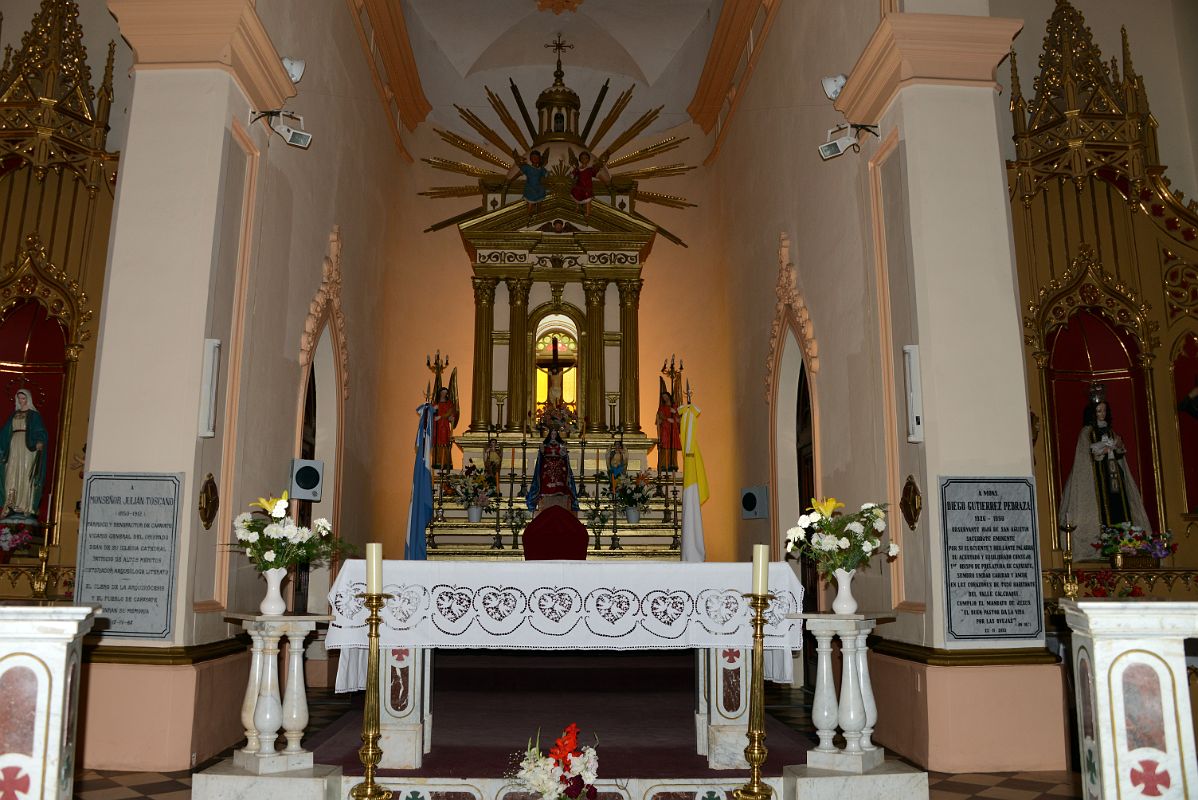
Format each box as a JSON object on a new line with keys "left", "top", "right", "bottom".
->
{"left": 526, "top": 427, "right": 579, "bottom": 516}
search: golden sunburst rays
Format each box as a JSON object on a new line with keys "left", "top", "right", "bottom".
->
{"left": 605, "top": 136, "right": 687, "bottom": 169}
{"left": 436, "top": 128, "right": 512, "bottom": 170}
{"left": 419, "top": 68, "right": 696, "bottom": 240}
{"left": 596, "top": 105, "right": 661, "bottom": 159}
{"left": 633, "top": 190, "right": 697, "bottom": 209}
{"left": 423, "top": 156, "right": 502, "bottom": 179}
{"left": 610, "top": 163, "right": 694, "bottom": 181}
{"left": 486, "top": 86, "right": 530, "bottom": 152}
{"left": 586, "top": 85, "right": 634, "bottom": 153}
{"left": 418, "top": 185, "right": 486, "bottom": 199}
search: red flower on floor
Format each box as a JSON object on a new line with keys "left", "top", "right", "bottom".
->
{"left": 549, "top": 722, "right": 581, "bottom": 772}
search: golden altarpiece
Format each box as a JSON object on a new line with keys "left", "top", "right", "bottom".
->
{"left": 1009, "top": 0, "right": 1198, "bottom": 599}
{"left": 0, "top": 1, "right": 117, "bottom": 597}
{"left": 419, "top": 43, "right": 694, "bottom": 559}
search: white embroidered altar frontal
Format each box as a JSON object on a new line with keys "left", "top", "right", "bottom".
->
{"left": 327, "top": 560, "right": 804, "bottom": 687}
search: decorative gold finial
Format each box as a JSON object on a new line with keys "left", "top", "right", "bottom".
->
{"left": 1120, "top": 26, "right": 1136, "bottom": 79}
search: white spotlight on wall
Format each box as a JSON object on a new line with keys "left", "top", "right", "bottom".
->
{"left": 821, "top": 74, "right": 848, "bottom": 101}
{"left": 250, "top": 110, "right": 313, "bottom": 149}
{"left": 282, "top": 57, "right": 306, "bottom": 84}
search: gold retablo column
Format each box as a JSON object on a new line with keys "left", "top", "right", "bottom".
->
{"left": 617, "top": 278, "right": 643, "bottom": 434}
{"left": 505, "top": 278, "right": 531, "bottom": 430}
{"left": 469, "top": 277, "right": 497, "bottom": 432}
{"left": 582, "top": 278, "right": 607, "bottom": 434}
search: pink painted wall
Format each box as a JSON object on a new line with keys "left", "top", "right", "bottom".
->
{"left": 870, "top": 652, "right": 1070, "bottom": 772}
{"left": 78, "top": 652, "right": 249, "bottom": 771}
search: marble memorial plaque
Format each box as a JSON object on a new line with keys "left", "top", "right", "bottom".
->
{"left": 941, "top": 477, "right": 1043, "bottom": 642}
{"left": 76, "top": 473, "right": 182, "bottom": 638}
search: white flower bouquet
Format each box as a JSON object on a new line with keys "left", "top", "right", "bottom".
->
{"left": 515, "top": 724, "right": 598, "bottom": 800}
{"left": 232, "top": 491, "right": 349, "bottom": 572}
{"left": 607, "top": 471, "right": 655, "bottom": 512}
{"left": 785, "top": 497, "right": 899, "bottom": 578}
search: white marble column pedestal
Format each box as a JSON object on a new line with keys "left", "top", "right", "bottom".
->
{"left": 798, "top": 615, "right": 884, "bottom": 774}
{"left": 787, "top": 613, "right": 928, "bottom": 799}
{"left": 227, "top": 613, "right": 330, "bottom": 775}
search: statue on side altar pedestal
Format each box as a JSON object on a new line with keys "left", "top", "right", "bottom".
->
{"left": 431, "top": 370, "right": 459, "bottom": 471}
{"left": 656, "top": 389, "right": 681, "bottom": 473}
{"left": 0, "top": 388, "right": 48, "bottom": 521}
{"left": 1059, "top": 385, "right": 1152, "bottom": 557}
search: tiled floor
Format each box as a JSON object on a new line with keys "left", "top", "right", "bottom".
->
{"left": 73, "top": 687, "right": 1083, "bottom": 799}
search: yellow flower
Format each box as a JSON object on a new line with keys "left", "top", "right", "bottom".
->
{"left": 810, "top": 497, "right": 844, "bottom": 518}
{"left": 250, "top": 490, "right": 289, "bottom": 514}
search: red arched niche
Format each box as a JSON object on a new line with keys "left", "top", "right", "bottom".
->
{"left": 0, "top": 299, "right": 68, "bottom": 523}
{"left": 1172, "top": 333, "right": 1198, "bottom": 512}
{"left": 1047, "top": 308, "right": 1158, "bottom": 530}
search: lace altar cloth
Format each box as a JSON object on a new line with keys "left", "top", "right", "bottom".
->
{"left": 327, "top": 560, "right": 804, "bottom": 690}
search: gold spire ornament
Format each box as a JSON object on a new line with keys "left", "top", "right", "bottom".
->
{"left": 1009, "top": 0, "right": 1157, "bottom": 206}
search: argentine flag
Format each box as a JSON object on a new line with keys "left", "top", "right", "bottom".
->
{"left": 680, "top": 403, "right": 708, "bottom": 562}
{"left": 404, "top": 403, "right": 435, "bottom": 560}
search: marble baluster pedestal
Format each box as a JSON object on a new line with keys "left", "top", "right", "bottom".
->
{"left": 0, "top": 603, "right": 98, "bottom": 800}
{"left": 786, "top": 613, "right": 928, "bottom": 799}
{"left": 192, "top": 613, "right": 341, "bottom": 800}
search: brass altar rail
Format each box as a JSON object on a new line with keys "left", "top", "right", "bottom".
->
{"left": 1042, "top": 567, "right": 1198, "bottom": 597}
{"left": 0, "top": 564, "right": 76, "bottom": 599}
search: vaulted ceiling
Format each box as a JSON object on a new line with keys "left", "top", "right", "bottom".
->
{"left": 404, "top": 0, "right": 721, "bottom": 135}
{"left": 347, "top": 0, "right": 779, "bottom": 163}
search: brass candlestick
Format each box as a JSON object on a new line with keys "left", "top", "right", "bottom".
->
{"left": 734, "top": 592, "right": 773, "bottom": 800}
{"left": 351, "top": 593, "right": 393, "bottom": 800}
{"left": 1059, "top": 520, "right": 1079, "bottom": 601}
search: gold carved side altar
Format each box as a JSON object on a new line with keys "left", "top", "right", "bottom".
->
{"left": 418, "top": 40, "right": 696, "bottom": 560}
{"left": 0, "top": 0, "right": 118, "bottom": 596}
{"left": 1009, "top": 1, "right": 1198, "bottom": 600}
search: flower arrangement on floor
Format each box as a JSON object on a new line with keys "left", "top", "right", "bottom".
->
{"left": 1092, "top": 522, "right": 1176, "bottom": 560}
{"left": 607, "top": 470, "right": 655, "bottom": 513}
{"left": 515, "top": 724, "right": 598, "bottom": 800}
{"left": 448, "top": 462, "right": 500, "bottom": 510}
{"left": 785, "top": 498, "right": 898, "bottom": 576}
{"left": 232, "top": 491, "right": 345, "bottom": 571}
{"left": 0, "top": 523, "right": 36, "bottom": 555}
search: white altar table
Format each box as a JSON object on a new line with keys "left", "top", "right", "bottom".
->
{"left": 326, "top": 560, "right": 803, "bottom": 770}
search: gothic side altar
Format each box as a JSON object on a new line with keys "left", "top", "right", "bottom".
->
{"left": 326, "top": 560, "right": 804, "bottom": 770}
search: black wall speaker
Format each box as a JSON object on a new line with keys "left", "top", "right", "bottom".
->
{"left": 740, "top": 485, "right": 769, "bottom": 519}
{"left": 289, "top": 458, "right": 324, "bottom": 502}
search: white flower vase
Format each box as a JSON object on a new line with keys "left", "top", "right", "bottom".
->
{"left": 624, "top": 507, "right": 641, "bottom": 524}
{"left": 831, "top": 568, "right": 858, "bottom": 615}
{"left": 259, "top": 566, "right": 288, "bottom": 616}
{"left": 467, "top": 505, "right": 484, "bottom": 523}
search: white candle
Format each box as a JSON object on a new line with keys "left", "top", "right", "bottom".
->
{"left": 366, "top": 542, "right": 383, "bottom": 594}
{"left": 751, "top": 544, "right": 769, "bottom": 595}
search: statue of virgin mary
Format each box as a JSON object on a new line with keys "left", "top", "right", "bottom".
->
{"left": 0, "top": 389, "right": 49, "bottom": 520}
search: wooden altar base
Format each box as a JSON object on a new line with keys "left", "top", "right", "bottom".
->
{"left": 310, "top": 652, "right": 809, "bottom": 795}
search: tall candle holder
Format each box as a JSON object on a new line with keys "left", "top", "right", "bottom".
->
{"left": 351, "top": 593, "right": 394, "bottom": 800}
{"left": 1059, "top": 519, "right": 1079, "bottom": 601}
{"left": 733, "top": 592, "right": 773, "bottom": 800}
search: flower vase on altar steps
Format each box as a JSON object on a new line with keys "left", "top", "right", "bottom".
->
{"left": 832, "top": 568, "right": 857, "bottom": 615}
{"left": 624, "top": 507, "right": 641, "bottom": 524}
{"left": 468, "top": 505, "right": 484, "bottom": 523}
{"left": 260, "top": 567, "right": 288, "bottom": 616}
